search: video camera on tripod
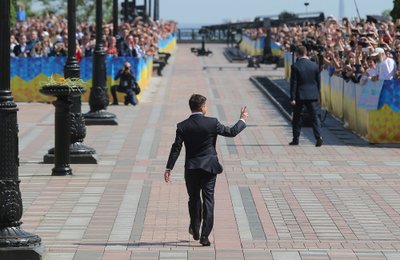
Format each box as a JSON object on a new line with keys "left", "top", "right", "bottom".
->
{"left": 191, "top": 28, "right": 213, "bottom": 56}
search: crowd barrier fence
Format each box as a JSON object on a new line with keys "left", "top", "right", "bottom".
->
{"left": 239, "top": 35, "right": 284, "bottom": 58}
{"left": 8, "top": 34, "right": 176, "bottom": 103}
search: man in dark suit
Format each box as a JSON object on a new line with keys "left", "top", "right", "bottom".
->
{"left": 289, "top": 45, "right": 323, "bottom": 147}
{"left": 165, "top": 94, "right": 248, "bottom": 246}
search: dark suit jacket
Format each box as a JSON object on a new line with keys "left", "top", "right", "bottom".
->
{"left": 13, "top": 44, "right": 31, "bottom": 57}
{"left": 118, "top": 42, "right": 138, "bottom": 57}
{"left": 166, "top": 114, "right": 246, "bottom": 174}
{"left": 290, "top": 58, "right": 320, "bottom": 101}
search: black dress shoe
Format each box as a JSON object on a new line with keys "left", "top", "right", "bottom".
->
{"left": 289, "top": 140, "right": 299, "bottom": 145}
{"left": 110, "top": 102, "right": 119, "bottom": 106}
{"left": 315, "top": 138, "right": 323, "bottom": 147}
{"left": 189, "top": 227, "right": 200, "bottom": 240}
{"left": 200, "top": 236, "right": 210, "bottom": 246}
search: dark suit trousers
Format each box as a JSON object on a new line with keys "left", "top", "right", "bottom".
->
{"left": 292, "top": 100, "right": 321, "bottom": 141}
{"left": 185, "top": 169, "right": 217, "bottom": 238}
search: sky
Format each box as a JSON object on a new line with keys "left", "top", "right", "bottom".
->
{"left": 159, "top": 0, "right": 394, "bottom": 27}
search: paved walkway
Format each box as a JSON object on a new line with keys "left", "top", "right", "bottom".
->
{"left": 17, "top": 44, "right": 400, "bottom": 260}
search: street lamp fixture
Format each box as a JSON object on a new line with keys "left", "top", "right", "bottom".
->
{"left": 304, "top": 2, "right": 309, "bottom": 15}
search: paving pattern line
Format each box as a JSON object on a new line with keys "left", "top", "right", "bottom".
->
{"left": 107, "top": 180, "right": 144, "bottom": 246}
{"left": 230, "top": 185, "right": 253, "bottom": 241}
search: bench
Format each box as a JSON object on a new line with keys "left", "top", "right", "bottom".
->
{"left": 152, "top": 62, "right": 162, "bottom": 76}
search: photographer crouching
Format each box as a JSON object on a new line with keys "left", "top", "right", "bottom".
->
{"left": 111, "top": 62, "right": 141, "bottom": 106}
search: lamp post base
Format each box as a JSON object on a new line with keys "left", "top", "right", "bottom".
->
{"left": 84, "top": 110, "right": 118, "bottom": 125}
{"left": 0, "top": 246, "right": 44, "bottom": 260}
{"left": 0, "top": 227, "right": 43, "bottom": 260}
{"left": 52, "top": 166, "right": 72, "bottom": 176}
{"left": 43, "top": 142, "right": 98, "bottom": 164}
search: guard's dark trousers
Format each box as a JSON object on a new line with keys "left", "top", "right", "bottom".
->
{"left": 292, "top": 100, "right": 321, "bottom": 141}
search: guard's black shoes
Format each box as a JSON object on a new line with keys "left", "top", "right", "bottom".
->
{"left": 188, "top": 227, "right": 199, "bottom": 241}
{"left": 289, "top": 140, "right": 299, "bottom": 145}
{"left": 200, "top": 236, "right": 210, "bottom": 246}
{"left": 315, "top": 138, "right": 323, "bottom": 147}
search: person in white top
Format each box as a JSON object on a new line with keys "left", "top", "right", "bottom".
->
{"left": 370, "top": 47, "right": 396, "bottom": 81}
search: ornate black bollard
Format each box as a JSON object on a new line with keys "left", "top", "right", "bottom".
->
{"left": 43, "top": 0, "right": 97, "bottom": 164}
{"left": 40, "top": 85, "right": 85, "bottom": 176}
{"left": 84, "top": 0, "right": 118, "bottom": 125}
{"left": 0, "top": 0, "right": 42, "bottom": 258}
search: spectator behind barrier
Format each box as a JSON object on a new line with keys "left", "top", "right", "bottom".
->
{"left": 264, "top": 16, "right": 400, "bottom": 83}
{"left": 10, "top": 13, "right": 177, "bottom": 63}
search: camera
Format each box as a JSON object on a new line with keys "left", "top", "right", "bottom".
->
{"left": 312, "top": 44, "right": 325, "bottom": 53}
{"left": 289, "top": 44, "right": 297, "bottom": 53}
{"left": 359, "top": 41, "right": 368, "bottom": 48}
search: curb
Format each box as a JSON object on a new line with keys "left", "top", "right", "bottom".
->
{"left": 249, "top": 76, "right": 292, "bottom": 123}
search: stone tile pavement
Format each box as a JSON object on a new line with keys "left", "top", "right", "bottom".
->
{"left": 15, "top": 44, "right": 400, "bottom": 259}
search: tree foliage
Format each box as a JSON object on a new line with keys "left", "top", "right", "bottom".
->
{"left": 382, "top": 9, "right": 392, "bottom": 19}
{"left": 390, "top": 0, "right": 400, "bottom": 20}
{"left": 17, "top": 0, "right": 114, "bottom": 22}
{"left": 278, "top": 11, "right": 298, "bottom": 22}
{"left": 11, "top": 1, "right": 16, "bottom": 25}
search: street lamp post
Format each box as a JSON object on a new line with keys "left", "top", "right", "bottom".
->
{"left": 44, "top": 0, "right": 97, "bottom": 164}
{"left": 123, "top": 0, "right": 128, "bottom": 21}
{"left": 304, "top": 2, "right": 309, "bottom": 16}
{"left": 153, "top": 0, "right": 158, "bottom": 20}
{"left": 156, "top": 0, "right": 160, "bottom": 20}
{"left": 149, "top": 0, "right": 152, "bottom": 19}
{"left": 113, "top": 0, "right": 118, "bottom": 36}
{"left": 0, "top": 0, "right": 42, "bottom": 258}
{"left": 84, "top": 0, "right": 118, "bottom": 125}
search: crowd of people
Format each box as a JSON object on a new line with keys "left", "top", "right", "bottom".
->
{"left": 10, "top": 13, "right": 176, "bottom": 62}
{"left": 269, "top": 16, "right": 400, "bottom": 84}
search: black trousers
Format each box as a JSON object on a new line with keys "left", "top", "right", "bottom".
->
{"left": 184, "top": 169, "right": 217, "bottom": 238}
{"left": 292, "top": 100, "right": 321, "bottom": 141}
{"left": 110, "top": 85, "right": 136, "bottom": 105}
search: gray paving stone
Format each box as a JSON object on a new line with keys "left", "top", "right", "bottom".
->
{"left": 272, "top": 251, "right": 302, "bottom": 260}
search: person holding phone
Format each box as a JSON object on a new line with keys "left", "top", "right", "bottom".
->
{"left": 370, "top": 47, "right": 396, "bottom": 81}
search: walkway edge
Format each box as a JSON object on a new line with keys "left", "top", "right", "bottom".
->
{"left": 249, "top": 76, "right": 292, "bottom": 122}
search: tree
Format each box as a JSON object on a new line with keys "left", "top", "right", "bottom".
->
{"left": 382, "top": 9, "right": 392, "bottom": 19}
{"left": 11, "top": 1, "right": 16, "bottom": 25}
{"left": 17, "top": 0, "right": 114, "bottom": 22}
{"left": 390, "top": 0, "right": 400, "bottom": 20}
{"left": 278, "top": 11, "right": 298, "bottom": 22}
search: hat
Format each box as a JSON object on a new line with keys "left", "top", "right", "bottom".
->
{"left": 371, "top": 47, "right": 385, "bottom": 56}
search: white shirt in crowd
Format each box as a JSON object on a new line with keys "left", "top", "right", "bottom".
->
{"left": 377, "top": 57, "right": 396, "bottom": 80}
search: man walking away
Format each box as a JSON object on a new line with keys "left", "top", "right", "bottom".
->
{"left": 289, "top": 45, "right": 323, "bottom": 147}
{"left": 164, "top": 94, "right": 249, "bottom": 246}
